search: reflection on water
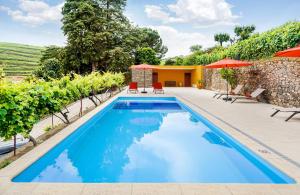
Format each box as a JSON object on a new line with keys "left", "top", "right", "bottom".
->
{"left": 13, "top": 101, "right": 289, "bottom": 183}
{"left": 32, "top": 151, "right": 82, "bottom": 182}
{"left": 202, "top": 132, "right": 232, "bottom": 148}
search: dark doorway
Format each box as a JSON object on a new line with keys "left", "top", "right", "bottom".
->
{"left": 184, "top": 73, "right": 192, "bottom": 87}
{"left": 152, "top": 72, "right": 158, "bottom": 84}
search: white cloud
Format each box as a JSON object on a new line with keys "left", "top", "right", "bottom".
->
{"left": 145, "top": 5, "right": 183, "bottom": 24}
{"left": 145, "top": 5, "right": 169, "bottom": 22}
{"left": 145, "top": 0, "right": 239, "bottom": 27}
{"left": 0, "top": 0, "right": 63, "bottom": 26}
{"left": 150, "top": 25, "right": 214, "bottom": 57}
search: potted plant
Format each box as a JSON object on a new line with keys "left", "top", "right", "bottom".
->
{"left": 197, "top": 80, "right": 204, "bottom": 89}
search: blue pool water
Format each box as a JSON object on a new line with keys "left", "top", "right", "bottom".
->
{"left": 13, "top": 97, "right": 294, "bottom": 183}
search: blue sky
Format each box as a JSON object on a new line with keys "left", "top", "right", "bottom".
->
{"left": 0, "top": 0, "right": 299, "bottom": 57}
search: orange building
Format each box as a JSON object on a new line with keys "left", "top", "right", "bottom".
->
{"left": 152, "top": 65, "right": 203, "bottom": 87}
{"left": 131, "top": 65, "right": 204, "bottom": 88}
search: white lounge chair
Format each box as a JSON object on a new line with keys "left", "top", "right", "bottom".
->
{"left": 230, "top": 88, "right": 266, "bottom": 104}
{"left": 213, "top": 84, "right": 244, "bottom": 99}
{"left": 271, "top": 107, "right": 300, "bottom": 122}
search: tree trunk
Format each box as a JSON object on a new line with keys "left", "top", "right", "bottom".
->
{"left": 59, "top": 111, "right": 70, "bottom": 124}
{"left": 77, "top": 66, "right": 80, "bottom": 74}
{"left": 53, "top": 113, "right": 68, "bottom": 124}
{"left": 51, "top": 114, "right": 54, "bottom": 128}
{"left": 88, "top": 96, "right": 98, "bottom": 107}
{"left": 106, "top": 1, "right": 110, "bottom": 21}
{"left": 79, "top": 97, "right": 83, "bottom": 116}
{"left": 29, "top": 135, "right": 37, "bottom": 146}
{"left": 92, "top": 61, "right": 98, "bottom": 72}
{"left": 93, "top": 94, "right": 102, "bottom": 104}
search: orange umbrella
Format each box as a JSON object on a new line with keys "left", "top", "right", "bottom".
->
{"left": 205, "top": 58, "right": 252, "bottom": 69}
{"left": 130, "top": 64, "right": 154, "bottom": 70}
{"left": 130, "top": 64, "right": 154, "bottom": 93}
{"left": 275, "top": 45, "right": 300, "bottom": 57}
{"left": 205, "top": 58, "right": 253, "bottom": 101}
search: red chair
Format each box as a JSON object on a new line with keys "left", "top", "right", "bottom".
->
{"left": 153, "top": 82, "right": 164, "bottom": 94}
{"left": 127, "top": 82, "right": 138, "bottom": 93}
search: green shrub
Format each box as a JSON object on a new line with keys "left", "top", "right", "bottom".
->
{"left": 44, "top": 126, "right": 52, "bottom": 132}
{"left": 0, "top": 159, "right": 11, "bottom": 169}
{"left": 34, "top": 58, "right": 64, "bottom": 80}
{"left": 136, "top": 47, "right": 160, "bottom": 65}
{"left": 181, "top": 22, "right": 300, "bottom": 65}
{"left": 227, "top": 22, "right": 300, "bottom": 60}
{"left": 0, "top": 72, "right": 124, "bottom": 146}
{"left": 220, "top": 68, "right": 237, "bottom": 87}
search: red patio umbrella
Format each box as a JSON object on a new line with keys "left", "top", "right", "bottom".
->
{"left": 205, "top": 58, "right": 252, "bottom": 101}
{"left": 275, "top": 45, "right": 300, "bottom": 57}
{"left": 130, "top": 64, "right": 154, "bottom": 93}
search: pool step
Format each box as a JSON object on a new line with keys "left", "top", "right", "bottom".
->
{"left": 113, "top": 101, "right": 182, "bottom": 110}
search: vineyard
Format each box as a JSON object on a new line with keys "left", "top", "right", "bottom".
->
{"left": 0, "top": 42, "right": 44, "bottom": 76}
{"left": 0, "top": 72, "right": 124, "bottom": 150}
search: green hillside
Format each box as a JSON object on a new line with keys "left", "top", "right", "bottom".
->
{"left": 0, "top": 42, "right": 44, "bottom": 76}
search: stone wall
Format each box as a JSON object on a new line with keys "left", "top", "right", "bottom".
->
{"left": 204, "top": 58, "right": 300, "bottom": 107}
{"left": 131, "top": 69, "right": 153, "bottom": 88}
{"left": 204, "top": 69, "right": 228, "bottom": 91}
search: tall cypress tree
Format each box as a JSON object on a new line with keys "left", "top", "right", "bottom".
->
{"left": 62, "top": 0, "right": 130, "bottom": 72}
{"left": 61, "top": 0, "right": 167, "bottom": 73}
{"left": 62, "top": 0, "right": 99, "bottom": 72}
{"left": 95, "top": 0, "right": 130, "bottom": 71}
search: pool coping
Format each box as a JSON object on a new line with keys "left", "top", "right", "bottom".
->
{"left": 0, "top": 90, "right": 300, "bottom": 194}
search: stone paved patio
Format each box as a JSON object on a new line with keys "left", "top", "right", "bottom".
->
{"left": 0, "top": 87, "right": 299, "bottom": 195}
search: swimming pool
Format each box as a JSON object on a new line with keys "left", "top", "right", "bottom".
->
{"left": 13, "top": 97, "right": 295, "bottom": 183}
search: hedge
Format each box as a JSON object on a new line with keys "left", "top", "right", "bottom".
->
{"left": 182, "top": 21, "right": 300, "bottom": 65}
{"left": 0, "top": 72, "right": 124, "bottom": 145}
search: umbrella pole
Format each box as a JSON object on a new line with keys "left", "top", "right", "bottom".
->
{"left": 226, "top": 67, "right": 229, "bottom": 101}
{"left": 141, "top": 68, "right": 147, "bottom": 93}
{"left": 226, "top": 79, "right": 229, "bottom": 101}
{"left": 223, "top": 67, "right": 231, "bottom": 102}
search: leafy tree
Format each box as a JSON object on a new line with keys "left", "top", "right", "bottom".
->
{"left": 136, "top": 47, "right": 160, "bottom": 65}
{"left": 34, "top": 58, "right": 64, "bottom": 80}
{"left": 62, "top": 0, "right": 103, "bottom": 72}
{"left": 190, "top": 45, "right": 202, "bottom": 53}
{"left": 157, "top": 22, "right": 300, "bottom": 66}
{"left": 62, "top": 0, "right": 129, "bottom": 72}
{"left": 229, "top": 37, "right": 236, "bottom": 45}
{"left": 214, "top": 33, "right": 230, "bottom": 46}
{"left": 220, "top": 68, "right": 237, "bottom": 87}
{"left": 134, "top": 27, "right": 168, "bottom": 59}
{"left": 40, "top": 46, "right": 64, "bottom": 64}
{"left": 0, "top": 72, "right": 125, "bottom": 155}
{"left": 61, "top": 0, "right": 168, "bottom": 73}
{"left": 204, "top": 45, "right": 225, "bottom": 54}
{"left": 63, "top": 45, "right": 83, "bottom": 73}
{"left": 175, "top": 56, "right": 184, "bottom": 65}
{"left": 164, "top": 58, "right": 176, "bottom": 65}
{"left": 0, "top": 83, "right": 39, "bottom": 155}
{"left": 96, "top": 0, "right": 133, "bottom": 71}
{"left": 234, "top": 25, "right": 256, "bottom": 41}
{"left": 36, "top": 46, "right": 66, "bottom": 79}
{"left": 105, "top": 47, "right": 133, "bottom": 72}
{"left": 183, "top": 52, "right": 202, "bottom": 65}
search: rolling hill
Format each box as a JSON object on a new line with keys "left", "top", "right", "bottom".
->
{"left": 0, "top": 42, "right": 44, "bottom": 76}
